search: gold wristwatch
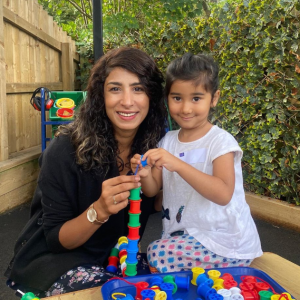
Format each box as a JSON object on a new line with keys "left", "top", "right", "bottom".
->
{"left": 87, "top": 203, "right": 109, "bottom": 225}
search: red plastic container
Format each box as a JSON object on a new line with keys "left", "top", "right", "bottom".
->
{"left": 56, "top": 108, "right": 74, "bottom": 119}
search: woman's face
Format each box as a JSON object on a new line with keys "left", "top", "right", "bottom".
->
{"left": 104, "top": 67, "right": 149, "bottom": 135}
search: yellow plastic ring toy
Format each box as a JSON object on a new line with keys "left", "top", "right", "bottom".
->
{"left": 282, "top": 293, "right": 293, "bottom": 300}
{"left": 118, "top": 236, "right": 128, "bottom": 244}
{"left": 271, "top": 295, "right": 281, "bottom": 300}
{"left": 191, "top": 267, "right": 205, "bottom": 285}
{"left": 207, "top": 269, "right": 221, "bottom": 280}
{"left": 119, "top": 240, "right": 128, "bottom": 247}
{"left": 212, "top": 284, "right": 223, "bottom": 291}
{"left": 151, "top": 285, "right": 160, "bottom": 295}
{"left": 111, "top": 292, "right": 126, "bottom": 299}
{"left": 155, "top": 291, "right": 167, "bottom": 300}
{"left": 120, "top": 255, "right": 127, "bottom": 264}
{"left": 214, "top": 278, "right": 224, "bottom": 286}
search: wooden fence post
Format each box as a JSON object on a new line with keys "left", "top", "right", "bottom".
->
{"left": 0, "top": 4, "right": 9, "bottom": 161}
{"left": 61, "top": 42, "right": 73, "bottom": 91}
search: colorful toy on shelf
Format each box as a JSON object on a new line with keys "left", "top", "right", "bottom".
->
{"left": 56, "top": 108, "right": 74, "bottom": 119}
{"left": 55, "top": 97, "right": 75, "bottom": 109}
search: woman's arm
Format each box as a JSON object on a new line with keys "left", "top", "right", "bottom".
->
{"left": 58, "top": 175, "right": 141, "bottom": 249}
{"left": 41, "top": 136, "right": 141, "bottom": 251}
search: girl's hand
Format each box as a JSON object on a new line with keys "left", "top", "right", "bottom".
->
{"left": 94, "top": 175, "right": 141, "bottom": 220}
{"left": 130, "top": 154, "right": 151, "bottom": 178}
{"left": 143, "top": 148, "right": 179, "bottom": 172}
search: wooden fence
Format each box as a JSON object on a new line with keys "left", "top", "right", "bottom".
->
{"left": 0, "top": 0, "right": 79, "bottom": 212}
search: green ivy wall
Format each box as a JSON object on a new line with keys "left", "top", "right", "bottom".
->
{"left": 141, "top": 0, "right": 300, "bottom": 204}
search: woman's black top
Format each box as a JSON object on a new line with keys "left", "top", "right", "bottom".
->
{"left": 4, "top": 134, "right": 155, "bottom": 291}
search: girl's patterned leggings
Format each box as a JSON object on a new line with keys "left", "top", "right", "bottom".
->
{"left": 147, "top": 234, "right": 252, "bottom": 273}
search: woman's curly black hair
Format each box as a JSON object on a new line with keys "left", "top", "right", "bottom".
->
{"left": 58, "top": 47, "right": 167, "bottom": 173}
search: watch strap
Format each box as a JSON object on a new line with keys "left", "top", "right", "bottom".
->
{"left": 89, "top": 203, "right": 109, "bottom": 225}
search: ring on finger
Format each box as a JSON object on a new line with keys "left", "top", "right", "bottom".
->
{"left": 113, "top": 195, "right": 118, "bottom": 205}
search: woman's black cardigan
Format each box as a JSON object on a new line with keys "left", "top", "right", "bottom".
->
{"left": 5, "top": 134, "right": 155, "bottom": 291}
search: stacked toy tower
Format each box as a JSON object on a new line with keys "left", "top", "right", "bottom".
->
{"left": 106, "top": 245, "right": 120, "bottom": 273}
{"left": 124, "top": 186, "right": 142, "bottom": 276}
{"left": 106, "top": 236, "right": 128, "bottom": 274}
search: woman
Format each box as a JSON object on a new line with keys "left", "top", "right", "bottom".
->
{"left": 5, "top": 47, "right": 167, "bottom": 296}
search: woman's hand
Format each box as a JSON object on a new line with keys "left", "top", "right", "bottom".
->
{"left": 58, "top": 175, "right": 140, "bottom": 249}
{"left": 143, "top": 148, "right": 180, "bottom": 172}
{"left": 130, "top": 154, "right": 152, "bottom": 178}
{"left": 94, "top": 175, "right": 141, "bottom": 220}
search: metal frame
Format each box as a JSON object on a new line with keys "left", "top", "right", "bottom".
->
{"left": 40, "top": 88, "right": 71, "bottom": 151}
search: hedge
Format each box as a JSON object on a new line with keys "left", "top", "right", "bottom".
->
{"left": 141, "top": 0, "right": 300, "bottom": 204}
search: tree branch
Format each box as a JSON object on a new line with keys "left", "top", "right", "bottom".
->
{"left": 80, "top": 0, "right": 88, "bottom": 26}
{"left": 67, "top": 0, "right": 92, "bottom": 20}
{"left": 201, "top": 0, "right": 211, "bottom": 18}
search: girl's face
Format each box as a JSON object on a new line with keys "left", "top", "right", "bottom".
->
{"left": 104, "top": 67, "right": 149, "bottom": 136}
{"left": 168, "top": 80, "right": 219, "bottom": 138}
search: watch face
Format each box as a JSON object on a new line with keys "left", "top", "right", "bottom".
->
{"left": 87, "top": 207, "right": 97, "bottom": 222}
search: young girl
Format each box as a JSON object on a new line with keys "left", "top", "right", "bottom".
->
{"left": 131, "top": 53, "right": 262, "bottom": 272}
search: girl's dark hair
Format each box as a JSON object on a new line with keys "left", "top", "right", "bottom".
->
{"left": 58, "top": 47, "right": 167, "bottom": 173}
{"left": 165, "top": 53, "right": 219, "bottom": 97}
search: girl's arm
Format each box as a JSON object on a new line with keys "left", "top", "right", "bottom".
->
{"left": 144, "top": 148, "right": 235, "bottom": 206}
{"left": 176, "top": 152, "right": 235, "bottom": 206}
{"left": 154, "top": 190, "right": 163, "bottom": 211}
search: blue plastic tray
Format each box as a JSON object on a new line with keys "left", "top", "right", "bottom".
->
{"left": 101, "top": 267, "right": 293, "bottom": 299}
